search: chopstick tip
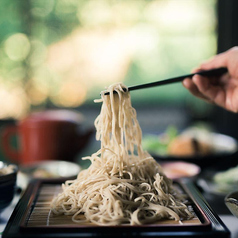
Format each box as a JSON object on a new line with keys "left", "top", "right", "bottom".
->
{"left": 101, "top": 87, "right": 128, "bottom": 96}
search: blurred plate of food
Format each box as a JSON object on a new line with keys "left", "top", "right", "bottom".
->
{"left": 197, "top": 165, "right": 238, "bottom": 197}
{"left": 143, "top": 125, "right": 238, "bottom": 168}
{"left": 18, "top": 160, "right": 81, "bottom": 190}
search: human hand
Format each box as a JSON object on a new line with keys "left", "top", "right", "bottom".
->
{"left": 183, "top": 47, "right": 238, "bottom": 113}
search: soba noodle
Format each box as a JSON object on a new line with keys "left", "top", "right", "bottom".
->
{"left": 50, "top": 83, "right": 193, "bottom": 225}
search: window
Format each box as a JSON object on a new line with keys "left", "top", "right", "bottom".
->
{"left": 0, "top": 0, "right": 217, "bottom": 118}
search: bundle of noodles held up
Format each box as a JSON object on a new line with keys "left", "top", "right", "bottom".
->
{"left": 50, "top": 83, "right": 193, "bottom": 226}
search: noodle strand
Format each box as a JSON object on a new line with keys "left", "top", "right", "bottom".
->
{"left": 51, "top": 83, "right": 193, "bottom": 225}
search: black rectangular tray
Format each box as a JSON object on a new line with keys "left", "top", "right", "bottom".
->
{"left": 3, "top": 179, "right": 230, "bottom": 238}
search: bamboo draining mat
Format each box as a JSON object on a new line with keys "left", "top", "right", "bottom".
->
{"left": 25, "top": 184, "right": 201, "bottom": 228}
{"left": 5, "top": 179, "right": 232, "bottom": 238}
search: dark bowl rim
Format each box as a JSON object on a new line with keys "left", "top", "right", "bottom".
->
{"left": 0, "top": 163, "right": 18, "bottom": 182}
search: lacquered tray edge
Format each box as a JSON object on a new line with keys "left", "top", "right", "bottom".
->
{"left": 2, "top": 179, "right": 231, "bottom": 238}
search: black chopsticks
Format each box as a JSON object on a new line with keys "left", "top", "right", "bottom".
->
{"left": 103, "top": 67, "right": 228, "bottom": 95}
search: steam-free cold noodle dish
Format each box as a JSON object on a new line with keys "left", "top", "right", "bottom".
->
{"left": 50, "top": 83, "right": 193, "bottom": 226}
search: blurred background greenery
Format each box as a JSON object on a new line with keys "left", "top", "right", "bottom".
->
{"left": 0, "top": 0, "right": 217, "bottom": 119}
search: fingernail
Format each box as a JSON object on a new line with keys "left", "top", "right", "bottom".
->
{"left": 192, "top": 75, "right": 200, "bottom": 83}
{"left": 182, "top": 78, "right": 190, "bottom": 88}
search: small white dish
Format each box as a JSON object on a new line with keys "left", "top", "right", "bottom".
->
{"left": 225, "top": 191, "right": 238, "bottom": 218}
{"left": 160, "top": 161, "right": 200, "bottom": 180}
{"left": 18, "top": 160, "right": 81, "bottom": 190}
{"left": 20, "top": 160, "right": 81, "bottom": 179}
